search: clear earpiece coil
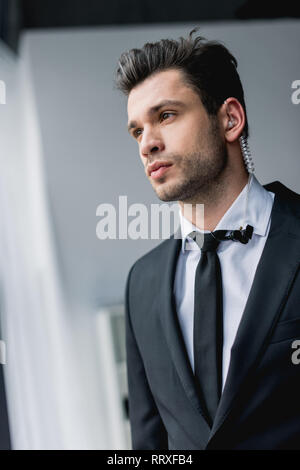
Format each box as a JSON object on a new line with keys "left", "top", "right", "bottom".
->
{"left": 239, "top": 134, "right": 255, "bottom": 173}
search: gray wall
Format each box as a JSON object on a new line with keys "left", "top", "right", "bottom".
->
{"left": 22, "top": 20, "right": 300, "bottom": 310}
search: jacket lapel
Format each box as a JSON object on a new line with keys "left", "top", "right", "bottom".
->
{"left": 207, "top": 185, "right": 300, "bottom": 445}
{"left": 158, "top": 228, "right": 211, "bottom": 442}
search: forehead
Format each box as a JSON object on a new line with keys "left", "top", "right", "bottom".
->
{"left": 127, "top": 68, "right": 199, "bottom": 118}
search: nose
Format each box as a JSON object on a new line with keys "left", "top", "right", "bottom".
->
{"left": 140, "top": 127, "right": 165, "bottom": 158}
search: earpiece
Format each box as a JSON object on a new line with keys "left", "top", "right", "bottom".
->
{"left": 227, "top": 119, "right": 235, "bottom": 129}
{"left": 224, "top": 99, "right": 236, "bottom": 130}
{"left": 223, "top": 99, "right": 255, "bottom": 174}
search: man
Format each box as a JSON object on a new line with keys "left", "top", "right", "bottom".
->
{"left": 115, "top": 30, "right": 300, "bottom": 450}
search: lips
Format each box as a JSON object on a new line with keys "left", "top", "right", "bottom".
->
{"left": 148, "top": 161, "right": 173, "bottom": 176}
{"left": 150, "top": 164, "right": 173, "bottom": 180}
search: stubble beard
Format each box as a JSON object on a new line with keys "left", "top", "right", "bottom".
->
{"left": 151, "top": 120, "right": 229, "bottom": 205}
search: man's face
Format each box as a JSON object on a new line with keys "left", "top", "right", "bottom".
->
{"left": 127, "top": 68, "right": 228, "bottom": 202}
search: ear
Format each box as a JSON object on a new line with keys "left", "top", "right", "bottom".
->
{"left": 220, "top": 97, "right": 246, "bottom": 143}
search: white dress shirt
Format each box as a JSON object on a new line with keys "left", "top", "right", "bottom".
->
{"left": 173, "top": 174, "right": 275, "bottom": 392}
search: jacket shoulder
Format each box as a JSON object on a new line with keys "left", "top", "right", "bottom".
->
{"left": 264, "top": 180, "right": 300, "bottom": 218}
{"left": 129, "top": 236, "right": 177, "bottom": 276}
{"left": 125, "top": 236, "right": 179, "bottom": 316}
{"left": 264, "top": 181, "right": 300, "bottom": 204}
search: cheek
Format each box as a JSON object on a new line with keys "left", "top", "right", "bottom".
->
{"left": 164, "top": 122, "right": 193, "bottom": 148}
{"left": 171, "top": 117, "right": 204, "bottom": 143}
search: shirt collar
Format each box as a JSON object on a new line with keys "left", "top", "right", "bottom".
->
{"left": 178, "top": 174, "right": 275, "bottom": 253}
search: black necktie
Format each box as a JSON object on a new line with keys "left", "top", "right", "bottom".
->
{"left": 188, "top": 225, "right": 253, "bottom": 426}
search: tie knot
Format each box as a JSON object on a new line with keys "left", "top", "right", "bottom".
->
{"left": 188, "top": 231, "right": 221, "bottom": 252}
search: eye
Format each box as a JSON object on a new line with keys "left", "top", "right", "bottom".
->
{"left": 160, "top": 112, "right": 175, "bottom": 121}
{"left": 133, "top": 128, "right": 143, "bottom": 138}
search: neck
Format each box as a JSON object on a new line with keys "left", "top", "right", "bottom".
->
{"left": 178, "top": 158, "right": 249, "bottom": 231}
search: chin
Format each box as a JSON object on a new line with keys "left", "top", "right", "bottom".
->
{"left": 151, "top": 176, "right": 185, "bottom": 201}
{"left": 154, "top": 187, "right": 180, "bottom": 202}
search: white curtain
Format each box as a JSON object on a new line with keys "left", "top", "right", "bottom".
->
{"left": 0, "top": 39, "right": 126, "bottom": 450}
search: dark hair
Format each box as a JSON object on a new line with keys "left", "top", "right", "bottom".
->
{"left": 115, "top": 28, "right": 249, "bottom": 138}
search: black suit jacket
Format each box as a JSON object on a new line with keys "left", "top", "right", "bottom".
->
{"left": 125, "top": 181, "right": 300, "bottom": 450}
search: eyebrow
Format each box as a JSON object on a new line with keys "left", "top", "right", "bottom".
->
{"left": 127, "top": 99, "right": 185, "bottom": 133}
